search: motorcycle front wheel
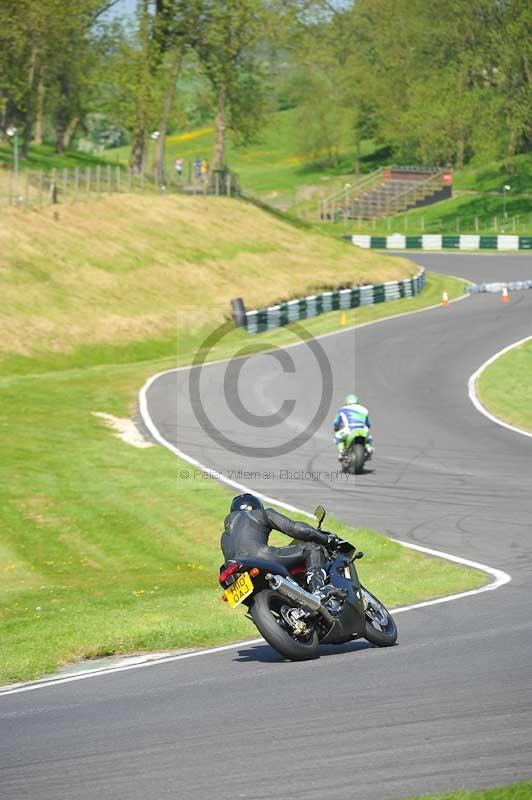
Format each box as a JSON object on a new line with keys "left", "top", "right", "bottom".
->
{"left": 251, "top": 589, "right": 319, "bottom": 661}
{"left": 361, "top": 586, "right": 397, "bottom": 646}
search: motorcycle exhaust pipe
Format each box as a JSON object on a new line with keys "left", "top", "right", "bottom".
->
{"left": 266, "top": 574, "right": 335, "bottom": 626}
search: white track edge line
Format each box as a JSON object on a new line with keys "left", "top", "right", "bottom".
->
{"left": 0, "top": 639, "right": 266, "bottom": 697}
{"left": 1, "top": 284, "right": 509, "bottom": 699}
{"left": 468, "top": 335, "right": 532, "bottom": 439}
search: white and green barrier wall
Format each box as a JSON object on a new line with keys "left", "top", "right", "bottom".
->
{"left": 347, "top": 234, "right": 532, "bottom": 250}
{"left": 467, "top": 280, "right": 532, "bottom": 294}
{"left": 233, "top": 269, "right": 426, "bottom": 334}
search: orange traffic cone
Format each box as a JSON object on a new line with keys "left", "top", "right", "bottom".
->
{"left": 441, "top": 291, "right": 449, "bottom": 308}
{"left": 501, "top": 285, "right": 509, "bottom": 303}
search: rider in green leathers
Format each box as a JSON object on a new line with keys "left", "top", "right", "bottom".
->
{"left": 333, "top": 394, "right": 373, "bottom": 460}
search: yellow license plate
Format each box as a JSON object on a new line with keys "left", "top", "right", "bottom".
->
{"left": 224, "top": 571, "right": 254, "bottom": 609}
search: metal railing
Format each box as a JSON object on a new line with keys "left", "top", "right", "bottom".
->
{"left": 318, "top": 169, "right": 385, "bottom": 221}
{"left": 318, "top": 166, "right": 446, "bottom": 222}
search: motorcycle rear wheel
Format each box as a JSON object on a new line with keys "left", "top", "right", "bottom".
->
{"left": 353, "top": 442, "right": 366, "bottom": 474}
{"left": 361, "top": 586, "right": 397, "bottom": 646}
{"left": 251, "top": 590, "right": 319, "bottom": 661}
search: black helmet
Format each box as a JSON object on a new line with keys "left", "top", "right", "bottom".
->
{"left": 230, "top": 493, "right": 264, "bottom": 513}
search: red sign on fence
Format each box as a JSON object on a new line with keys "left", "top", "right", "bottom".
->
{"left": 443, "top": 172, "right": 452, "bottom": 185}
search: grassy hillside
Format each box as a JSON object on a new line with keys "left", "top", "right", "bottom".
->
{"left": 107, "top": 115, "right": 531, "bottom": 233}
{"left": 103, "top": 109, "right": 386, "bottom": 199}
{"left": 0, "top": 142, "right": 111, "bottom": 171}
{"left": 318, "top": 189, "right": 532, "bottom": 237}
{"left": 3, "top": 110, "right": 529, "bottom": 235}
{"left": 453, "top": 153, "right": 532, "bottom": 193}
{"left": 0, "top": 193, "right": 415, "bottom": 376}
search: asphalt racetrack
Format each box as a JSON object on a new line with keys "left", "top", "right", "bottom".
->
{"left": 2, "top": 253, "right": 532, "bottom": 800}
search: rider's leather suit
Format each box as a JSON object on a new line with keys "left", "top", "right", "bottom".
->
{"left": 221, "top": 507, "right": 328, "bottom": 577}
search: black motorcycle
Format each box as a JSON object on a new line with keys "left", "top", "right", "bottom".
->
{"left": 219, "top": 505, "right": 397, "bottom": 661}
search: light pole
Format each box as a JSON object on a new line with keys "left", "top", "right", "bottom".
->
{"left": 150, "top": 130, "right": 164, "bottom": 191}
{"left": 503, "top": 184, "right": 510, "bottom": 219}
{"left": 6, "top": 126, "right": 19, "bottom": 203}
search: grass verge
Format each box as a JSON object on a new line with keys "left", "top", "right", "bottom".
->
{"left": 476, "top": 338, "right": 532, "bottom": 432}
{"left": 0, "top": 329, "right": 485, "bottom": 684}
{"left": 407, "top": 781, "right": 532, "bottom": 799}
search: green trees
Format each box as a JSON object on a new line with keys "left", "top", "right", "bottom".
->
{"left": 0, "top": 0, "right": 529, "bottom": 172}
{"left": 195, "top": 0, "right": 269, "bottom": 169}
{"left": 101, "top": 0, "right": 271, "bottom": 175}
{"left": 0, "top": 0, "right": 115, "bottom": 156}
{"left": 289, "top": 9, "right": 356, "bottom": 166}
{"left": 344, "top": 0, "right": 531, "bottom": 166}
{"left": 276, "top": 0, "right": 530, "bottom": 170}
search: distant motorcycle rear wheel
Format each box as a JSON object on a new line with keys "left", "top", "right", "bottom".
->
{"left": 251, "top": 590, "right": 319, "bottom": 661}
{"left": 353, "top": 442, "right": 366, "bottom": 474}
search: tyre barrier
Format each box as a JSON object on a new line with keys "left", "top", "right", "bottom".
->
{"left": 467, "top": 280, "right": 532, "bottom": 294}
{"left": 235, "top": 268, "right": 426, "bottom": 334}
{"left": 347, "top": 234, "right": 532, "bottom": 251}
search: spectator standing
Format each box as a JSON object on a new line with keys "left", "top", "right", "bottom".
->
{"left": 194, "top": 158, "right": 201, "bottom": 181}
{"left": 175, "top": 157, "right": 183, "bottom": 182}
{"left": 200, "top": 158, "right": 209, "bottom": 183}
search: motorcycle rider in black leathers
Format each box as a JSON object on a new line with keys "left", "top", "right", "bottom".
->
{"left": 221, "top": 493, "right": 338, "bottom": 594}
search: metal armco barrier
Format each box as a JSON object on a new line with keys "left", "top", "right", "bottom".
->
{"left": 242, "top": 269, "right": 425, "bottom": 334}
{"left": 348, "top": 234, "right": 532, "bottom": 250}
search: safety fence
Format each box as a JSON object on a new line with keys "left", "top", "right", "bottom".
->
{"left": 0, "top": 163, "right": 239, "bottom": 209}
{"left": 348, "top": 234, "right": 532, "bottom": 250}
{"left": 237, "top": 269, "right": 426, "bottom": 334}
{"left": 0, "top": 164, "right": 162, "bottom": 208}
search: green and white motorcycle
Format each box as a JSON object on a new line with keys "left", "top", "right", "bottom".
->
{"left": 339, "top": 426, "right": 373, "bottom": 474}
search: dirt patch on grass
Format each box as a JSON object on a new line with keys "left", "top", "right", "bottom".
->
{"left": 92, "top": 412, "right": 154, "bottom": 449}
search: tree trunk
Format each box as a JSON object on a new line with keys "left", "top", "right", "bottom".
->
{"left": 455, "top": 130, "right": 465, "bottom": 169}
{"left": 33, "top": 75, "right": 46, "bottom": 145}
{"left": 22, "top": 46, "right": 38, "bottom": 158}
{"left": 130, "top": 117, "right": 147, "bottom": 177}
{"left": 506, "top": 116, "right": 517, "bottom": 160}
{"left": 129, "top": 0, "right": 151, "bottom": 178}
{"left": 54, "top": 72, "right": 70, "bottom": 154}
{"left": 62, "top": 115, "right": 80, "bottom": 150}
{"left": 212, "top": 87, "right": 226, "bottom": 171}
{"left": 152, "top": 48, "right": 183, "bottom": 182}
{"left": 521, "top": 54, "right": 531, "bottom": 88}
